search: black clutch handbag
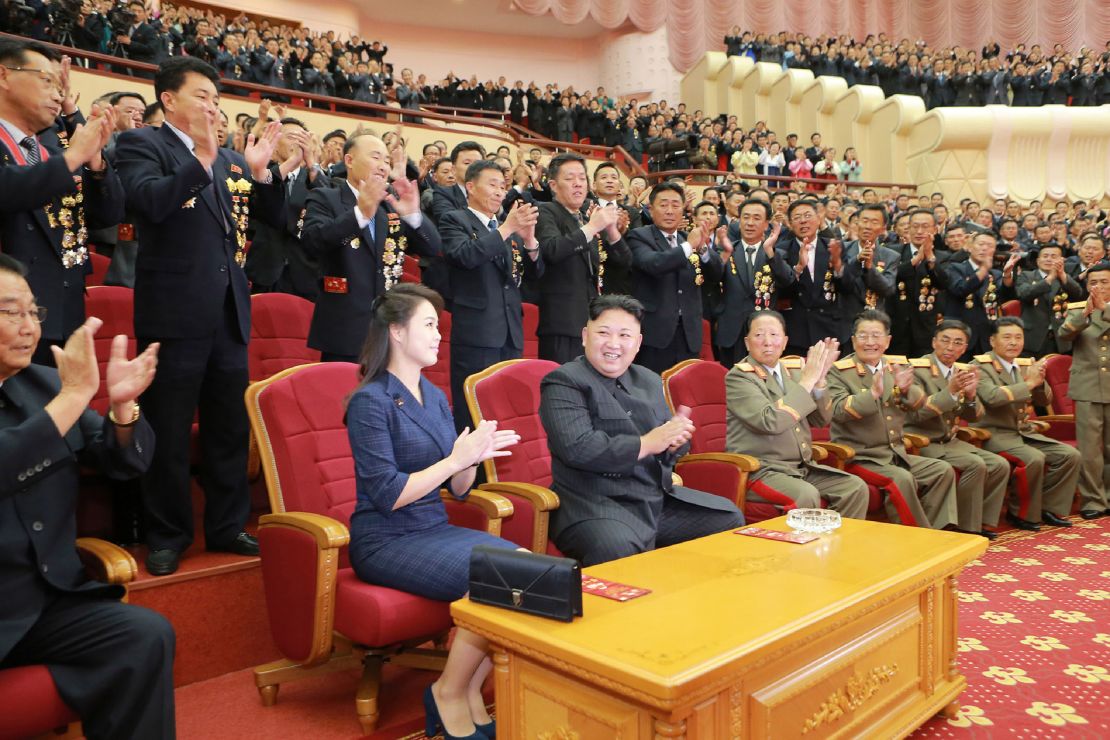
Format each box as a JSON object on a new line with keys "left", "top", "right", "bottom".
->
{"left": 468, "top": 546, "right": 583, "bottom": 622}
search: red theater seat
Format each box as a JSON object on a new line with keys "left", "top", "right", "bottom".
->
{"left": 1038, "top": 354, "right": 1076, "bottom": 445}
{"left": 249, "top": 293, "right": 321, "bottom": 382}
{"left": 86, "top": 286, "right": 136, "bottom": 416}
{"left": 87, "top": 252, "right": 111, "bottom": 287}
{"left": 464, "top": 359, "right": 562, "bottom": 554}
{"left": 425, "top": 310, "right": 452, "bottom": 403}
{"left": 0, "top": 540, "right": 137, "bottom": 740}
{"left": 659, "top": 360, "right": 768, "bottom": 522}
{"left": 400, "top": 255, "right": 420, "bottom": 285}
{"left": 522, "top": 302, "right": 539, "bottom": 360}
{"left": 246, "top": 363, "right": 513, "bottom": 734}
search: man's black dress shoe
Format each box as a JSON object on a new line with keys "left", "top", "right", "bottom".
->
{"left": 1005, "top": 512, "right": 1040, "bottom": 531}
{"left": 208, "top": 531, "right": 260, "bottom": 556}
{"left": 1041, "top": 512, "right": 1073, "bottom": 527}
{"left": 1079, "top": 509, "right": 1105, "bottom": 520}
{"left": 979, "top": 530, "right": 998, "bottom": 540}
{"left": 146, "top": 548, "right": 180, "bottom": 576}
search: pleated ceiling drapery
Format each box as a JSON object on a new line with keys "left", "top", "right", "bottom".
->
{"left": 512, "top": 0, "right": 1110, "bottom": 72}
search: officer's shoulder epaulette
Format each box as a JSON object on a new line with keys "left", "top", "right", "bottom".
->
{"left": 735, "top": 362, "right": 755, "bottom": 372}
{"left": 1067, "top": 301, "right": 1087, "bottom": 310}
{"left": 954, "top": 362, "right": 971, "bottom": 371}
{"left": 884, "top": 355, "right": 909, "bottom": 364}
{"left": 834, "top": 358, "right": 856, "bottom": 370}
{"left": 780, "top": 357, "right": 803, "bottom": 369}
{"left": 909, "top": 358, "right": 932, "bottom": 368}
{"left": 973, "top": 354, "right": 993, "bottom": 363}
{"left": 1015, "top": 357, "right": 1034, "bottom": 366}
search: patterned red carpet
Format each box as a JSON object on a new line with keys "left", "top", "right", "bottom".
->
{"left": 913, "top": 516, "right": 1110, "bottom": 738}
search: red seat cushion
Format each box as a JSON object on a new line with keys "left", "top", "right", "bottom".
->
{"left": 0, "top": 665, "right": 75, "bottom": 740}
{"left": 333, "top": 570, "right": 453, "bottom": 648}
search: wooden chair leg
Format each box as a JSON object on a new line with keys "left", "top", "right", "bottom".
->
{"left": 355, "top": 654, "right": 383, "bottom": 735}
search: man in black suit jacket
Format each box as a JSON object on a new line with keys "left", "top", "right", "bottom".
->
{"left": 115, "top": 57, "right": 289, "bottom": 575}
{"left": 590, "top": 161, "right": 639, "bottom": 295}
{"left": 424, "top": 141, "right": 484, "bottom": 302}
{"left": 0, "top": 255, "right": 173, "bottom": 739}
{"left": 1015, "top": 243, "right": 1083, "bottom": 356}
{"left": 942, "top": 232, "right": 1018, "bottom": 360}
{"left": 440, "top": 160, "right": 543, "bottom": 431}
{"left": 775, "top": 199, "right": 854, "bottom": 355}
{"left": 887, "top": 208, "right": 946, "bottom": 357}
{"left": 839, "top": 204, "right": 901, "bottom": 339}
{"left": 626, "top": 182, "right": 723, "bottom": 374}
{"left": 0, "top": 40, "right": 126, "bottom": 365}
{"left": 114, "top": 1, "right": 161, "bottom": 72}
{"left": 535, "top": 152, "right": 632, "bottom": 363}
{"left": 539, "top": 294, "right": 744, "bottom": 566}
{"left": 301, "top": 133, "right": 441, "bottom": 362}
{"left": 714, "top": 200, "right": 792, "bottom": 366}
{"left": 245, "top": 117, "right": 330, "bottom": 298}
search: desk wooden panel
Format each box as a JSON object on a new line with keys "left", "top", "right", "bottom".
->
{"left": 451, "top": 517, "right": 987, "bottom": 739}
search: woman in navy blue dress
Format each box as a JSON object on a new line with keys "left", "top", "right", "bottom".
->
{"left": 346, "top": 283, "right": 519, "bottom": 740}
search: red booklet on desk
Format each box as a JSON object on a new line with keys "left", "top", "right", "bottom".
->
{"left": 581, "top": 575, "right": 652, "bottom": 602}
{"left": 736, "top": 527, "right": 820, "bottom": 544}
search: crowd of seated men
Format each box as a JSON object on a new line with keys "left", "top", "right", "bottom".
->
{"left": 2, "top": 22, "right": 1109, "bottom": 731}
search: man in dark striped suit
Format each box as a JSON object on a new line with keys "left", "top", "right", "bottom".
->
{"left": 539, "top": 294, "right": 744, "bottom": 566}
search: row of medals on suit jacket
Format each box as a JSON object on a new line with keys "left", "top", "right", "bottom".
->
{"left": 44, "top": 129, "right": 89, "bottom": 269}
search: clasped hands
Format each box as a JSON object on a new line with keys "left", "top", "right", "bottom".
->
{"left": 641, "top": 404, "right": 694, "bottom": 457}
{"left": 450, "top": 420, "right": 520, "bottom": 472}
{"left": 798, "top": 338, "right": 840, "bottom": 392}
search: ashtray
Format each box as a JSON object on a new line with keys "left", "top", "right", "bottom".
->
{"left": 786, "top": 508, "right": 842, "bottom": 534}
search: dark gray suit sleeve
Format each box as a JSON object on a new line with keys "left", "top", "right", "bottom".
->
{"left": 540, "top": 372, "right": 640, "bottom": 476}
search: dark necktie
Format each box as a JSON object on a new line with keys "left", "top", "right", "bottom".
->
{"left": 21, "top": 136, "right": 39, "bottom": 166}
{"left": 487, "top": 218, "right": 498, "bottom": 232}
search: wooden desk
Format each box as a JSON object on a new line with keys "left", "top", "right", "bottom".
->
{"left": 451, "top": 517, "right": 987, "bottom": 739}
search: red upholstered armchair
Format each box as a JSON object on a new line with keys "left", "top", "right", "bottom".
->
{"left": 661, "top": 360, "right": 780, "bottom": 523}
{"left": 246, "top": 363, "right": 514, "bottom": 734}
{"left": 86, "top": 286, "right": 136, "bottom": 416}
{"left": 248, "top": 293, "right": 321, "bottom": 382}
{"left": 87, "top": 251, "right": 110, "bottom": 287}
{"left": 464, "top": 359, "right": 562, "bottom": 554}
{"left": 425, "top": 310, "right": 452, "bottom": 403}
{"left": 0, "top": 539, "right": 137, "bottom": 740}
{"left": 522, "top": 303, "right": 539, "bottom": 360}
{"left": 1037, "top": 353, "right": 1076, "bottom": 446}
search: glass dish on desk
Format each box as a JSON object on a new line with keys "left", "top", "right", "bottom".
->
{"left": 786, "top": 508, "right": 842, "bottom": 535}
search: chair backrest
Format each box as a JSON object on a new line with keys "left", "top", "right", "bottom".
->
{"left": 87, "top": 252, "right": 110, "bottom": 287}
{"left": 248, "top": 363, "right": 361, "bottom": 527}
{"left": 465, "top": 359, "right": 559, "bottom": 486}
{"left": 85, "top": 286, "right": 135, "bottom": 415}
{"left": 249, "top": 293, "right": 321, "bottom": 382}
{"left": 699, "top": 319, "right": 715, "bottom": 361}
{"left": 401, "top": 254, "right": 421, "bottom": 284}
{"left": 425, "top": 309, "right": 452, "bottom": 402}
{"left": 661, "top": 359, "right": 728, "bottom": 454}
{"left": 522, "top": 302, "right": 539, "bottom": 360}
{"left": 1044, "top": 353, "right": 1073, "bottom": 414}
{"left": 1001, "top": 299, "right": 1021, "bottom": 317}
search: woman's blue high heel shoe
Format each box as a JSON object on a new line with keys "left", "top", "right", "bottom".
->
{"left": 423, "top": 685, "right": 484, "bottom": 740}
{"left": 474, "top": 719, "right": 496, "bottom": 738}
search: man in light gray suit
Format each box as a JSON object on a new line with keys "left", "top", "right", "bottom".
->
{"left": 539, "top": 294, "right": 745, "bottom": 566}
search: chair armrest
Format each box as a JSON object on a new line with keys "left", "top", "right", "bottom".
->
{"left": 961, "top": 426, "right": 991, "bottom": 442}
{"left": 257, "top": 512, "right": 349, "bottom": 666}
{"left": 1036, "top": 414, "right": 1075, "bottom": 441}
{"left": 259, "top": 511, "right": 350, "bottom": 549}
{"left": 813, "top": 441, "right": 856, "bottom": 469}
{"left": 678, "top": 451, "right": 761, "bottom": 472}
{"left": 954, "top": 428, "right": 980, "bottom": 445}
{"left": 75, "top": 537, "right": 138, "bottom": 585}
{"left": 443, "top": 488, "right": 514, "bottom": 538}
{"left": 903, "top": 432, "right": 930, "bottom": 450}
{"left": 675, "top": 453, "right": 760, "bottom": 509}
{"left": 478, "top": 482, "right": 559, "bottom": 553}
{"left": 1026, "top": 420, "right": 1050, "bottom": 434}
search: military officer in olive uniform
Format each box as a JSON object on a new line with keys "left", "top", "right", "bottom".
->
{"left": 827, "top": 309, "right": 958, "bottom": 529}
{"left": 971, "top": 316, "right": 1081, "bottom": 530}
{"left": 904, "top": 320, "right": 1009, "bottom": 537}
{"left": 724, "top": 311, "right": 869, "bottom": 518}
{"left": 1056, "top": 264, "right": 1110, "bottom": 519}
